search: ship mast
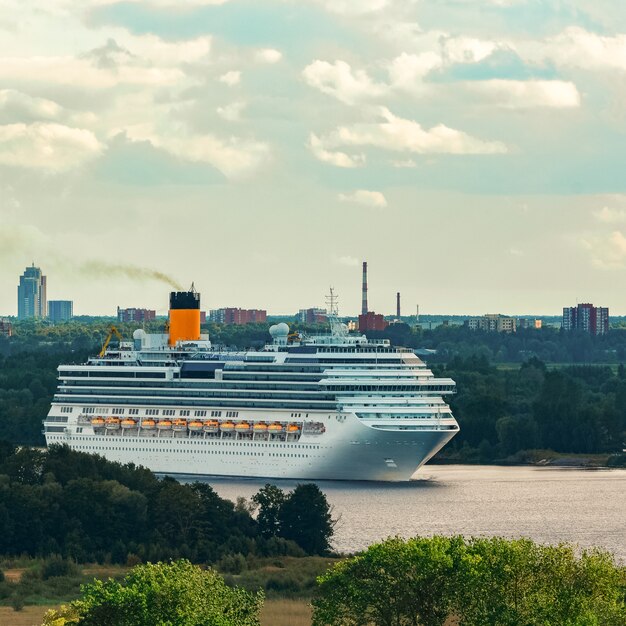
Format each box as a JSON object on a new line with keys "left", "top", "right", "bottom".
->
{"left": 326, "top": 287, "right": 347, "bottom": 337}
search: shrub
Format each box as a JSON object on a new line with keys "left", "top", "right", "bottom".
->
{"left": 42, "top": 555, "right": 79, "bottom": 580}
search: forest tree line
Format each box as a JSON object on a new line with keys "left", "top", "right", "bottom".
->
{"left": 0, "top": 444, "right": 334, "bottom": 564}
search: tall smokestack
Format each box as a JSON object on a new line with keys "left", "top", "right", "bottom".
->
{"left": 397, "top": 292, "right": 401, "bottom": 319}
{"left": 361, "top": 261, "right": 368, "bottom": 315}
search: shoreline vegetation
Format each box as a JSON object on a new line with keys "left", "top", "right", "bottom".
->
{"left": 0, "top": 447, "right": 623, "bottom": 624}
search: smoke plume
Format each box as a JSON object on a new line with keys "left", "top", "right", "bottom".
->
{"left": 0, "top": 225, "right": 183, "bottom": 291}
{"left": 79, "top": 261, "right": 183, "bottom": 290}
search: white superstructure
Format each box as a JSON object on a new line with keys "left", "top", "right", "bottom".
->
{"left": 44, "top": 291, "right": 459, "bottom": 481}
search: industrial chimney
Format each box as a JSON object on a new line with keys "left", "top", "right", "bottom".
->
{"left": 361, "top": 262, "right": 368, "bottom": 315}
{"left": 397, "top": 292, "right": 401, "bottom": 319}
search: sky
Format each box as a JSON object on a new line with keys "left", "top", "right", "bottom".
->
{"left": 1, "top": 0, "right": 626, "bottom": 317}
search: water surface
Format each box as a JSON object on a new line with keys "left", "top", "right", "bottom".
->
{"left": 198, "top": 465, "right": 626, "bottom": 560}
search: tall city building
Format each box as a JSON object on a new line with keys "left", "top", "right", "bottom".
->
{"left": 17, "top": 264, "right": 47, "bottom": 319}
{"left": 48, "top": 300, "right": 74, "bottom": 322}
{"left": 562, "top": 303, "right": 609, "bottom": 335}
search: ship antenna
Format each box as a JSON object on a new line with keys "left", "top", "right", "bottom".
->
{"left": 326, "top": 287, "right": 347, "bottom": 337}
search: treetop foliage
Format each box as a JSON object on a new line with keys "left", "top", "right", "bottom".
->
{"left": 0, "top": 445, "right": 332, "bottom": 564}
{"left": 41, "top": 559, "right": 263, "bottom": 626}
{"left": 313, "top": 535, "right": 626, "bottom": 626}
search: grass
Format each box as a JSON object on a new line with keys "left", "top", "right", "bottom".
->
{"left": 261, "top": 598, "right": 312, "bottom": 626}
{"left": 0, "top": 605, "right": 50, "bottom": 626}
{"left": 224, "top": 556, "right": 341, "bottom": 599}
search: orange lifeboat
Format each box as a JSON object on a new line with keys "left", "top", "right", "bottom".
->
{"left": 105, "top": 417, "right": 120, "bottom": 430}
{"left": 141, "top": 419, "right": 156, "bottom": 430}
{"left": 220, "top": 421, "right": 235, "bottom": 432}
{"left": 157, "top": 420, "right": 172, "bottom": 430}
{"left": 253, "top": 422, "right": 268, "bottom": 432}
{"left": 287, "top": 424, "right": 301, "bottom": 433}
{"left": 203, "top": 419, "right": 220, "bottom": 433}
{"left": 235, "top": 421, "right": 251, "bottom": 433}
{"left": 91, "top": 417, "right": 105, "bottom": 428}
{"left": 268, "top": 422, "right": 285, "bottom": 432}
{"left": 188, "top": 420, "right": 203, "bottom": 432}
{"left": 173, "top": 419, "right": 187, "bottom": 432}
{"left": 121, "top": 418, "right": 137, "bottom": 429}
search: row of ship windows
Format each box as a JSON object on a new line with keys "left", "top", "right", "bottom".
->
{"left": 64, "top": 436, "right": 321, "bottom": 450}
{"left": 69, "top": 444, "right": 312, "bottom": 458}
{"left": 329, "top": 385, "right": 453, "bottom": 392}
{"left": 62, "top": 389, "right": 336, "bottom": 400}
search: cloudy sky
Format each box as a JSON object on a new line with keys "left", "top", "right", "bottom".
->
{"left": 1, "top": 0, "right": 626, "bottom": 316}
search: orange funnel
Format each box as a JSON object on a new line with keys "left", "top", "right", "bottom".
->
{"left": 169, "top": 290, "right": 201, "bottom": 346}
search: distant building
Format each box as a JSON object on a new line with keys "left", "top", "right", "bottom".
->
{"left": 209, "top": 308, "right": 267, "bottom": 325}
{"left": 358, "top": 312, "right": 388, "bottom": 332}
{"left": 117, "top": 307, "right": 156, "bottom": 323}
{"left": 0, "top": 318, "right": 12, "bottom": 337}
{"left": 298, "top": 307, "right": 328, "bottom": 324}
{"left": 200, "top": 311, "right": 207, "bottom": 324}
{"left": 519, "top": 318, "right": 542, "bottom": 330}
{"left": 48, "top": 300, "right": 73, "bottom": 322}
{"left": 562, "top": 303, "right": 609, "bottom": 335}
{"left": 17, "top": 264, "right": 47, "bottom": 319}
{"left": 467, "top": 314, "right": 517, "bottom": 333}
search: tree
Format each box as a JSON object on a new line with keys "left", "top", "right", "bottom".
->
{"left": 42, "top": 560, "right": 264, "bottom": 626}
{"left": 312, "top": 537, "right": 626, "bottom": 626}
{"left": 313, "top": 536, "right": 464, "bottom": 626}
{"left": 252, "top": 484, "right": 286, "bottom": 538}
{"left": 279, "top": 484, "right": 334, "bottom": 555}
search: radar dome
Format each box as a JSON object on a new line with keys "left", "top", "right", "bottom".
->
{"left": 269, "top": 322, "right": 290, "bottom": 339}
{"left": 133, "top": 329, "right": 146, "bottom": 340}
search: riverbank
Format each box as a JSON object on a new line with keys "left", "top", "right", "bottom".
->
{"left": 432, "top": 449, "right": 626, "bottom": 468}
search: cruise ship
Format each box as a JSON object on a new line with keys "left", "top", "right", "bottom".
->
{"left": 44, "top": 289, "right": 459, "bottom": 481}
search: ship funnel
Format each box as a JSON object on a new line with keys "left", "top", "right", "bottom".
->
{"left": 168, "top": 288, "right": 201, "bottom": 346}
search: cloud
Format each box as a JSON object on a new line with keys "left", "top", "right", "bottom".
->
{"left": 311, "top": 0, "right": 390, "bottom": 15}
{"left": 0, "top": 89, "right": 62, "bottom": 122}
{"left": 520, "top": 27, "right": 626, "bottom": 71}
{"left": 593, "top": 206, "right": 626, "bottom": 223}
{"left": 216, "top": 101, "right": 245, "bottom": 121}
{"left": 0, "top": 35, "right": 211, "bottom": 90}
{"left": 255, "top": 48, "right": 282, "bottom": 64}
{"left": 315, "top": 107, "right": 508, "bottom": 158}
{"left": 219, "top": 70, "right": 241, "bottom": 86}
{"left": 387, "top": 52, "right": 441, "bottom": 92}
{"left": 126, "top": 127, "right": 269, "bottom": 179}
{"left": 308, "top": 133, "right": 365, "bottom": 167}
{"left": 339, "top": 189, "right": 387, "bottom": 208}
{"left": 468, "top": 79, "right": 581, "bottom": 108}
{"left": 583, "top": 231, "right": 626, "bottom": 270}
{"left": 335, "top": 255, "right": 360, "bottom": 267}
{"left": 0, "top": 122, "right": 103, "bottom": 172}
{"left": 303, "top": 60, "right": 387, "bottom": 104}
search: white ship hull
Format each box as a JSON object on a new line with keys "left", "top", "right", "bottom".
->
{"left": 45, "top": 410, "right": 457, "bottom": 482}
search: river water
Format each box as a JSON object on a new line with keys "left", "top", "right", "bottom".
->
{"left": 204, "top": 465, "right": 626, "bottom": 561}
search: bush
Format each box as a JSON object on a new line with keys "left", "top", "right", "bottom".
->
{"left": 217, "top": 552, "right": 248, "bottom": 575}
{"left": 41, "top": 555, "right": 79, "bottom": 580}
{"left": 10, "top": 593, "right": 25, "bottom": 612}
{"left": 313, "top": 536, "right": 626, "bottom": 626}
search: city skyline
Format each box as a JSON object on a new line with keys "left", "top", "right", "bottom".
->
{"left": 2, "top": 2, "right": 626, "bottom": 315}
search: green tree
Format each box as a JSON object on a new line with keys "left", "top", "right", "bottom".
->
{"left": 279, "top": 484, "right": 334, "bottom": 555}
{"left": 252, "top": 484, "right": 286, "bottom": 538}
{"left": 313, "top": 536, "right": 464, "bottom": 626}
{"left": 44, "top": 560, "right": 263, "bottom": 626}
{"left": 313, "top": 537, "right": 626, "bottom": 626}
